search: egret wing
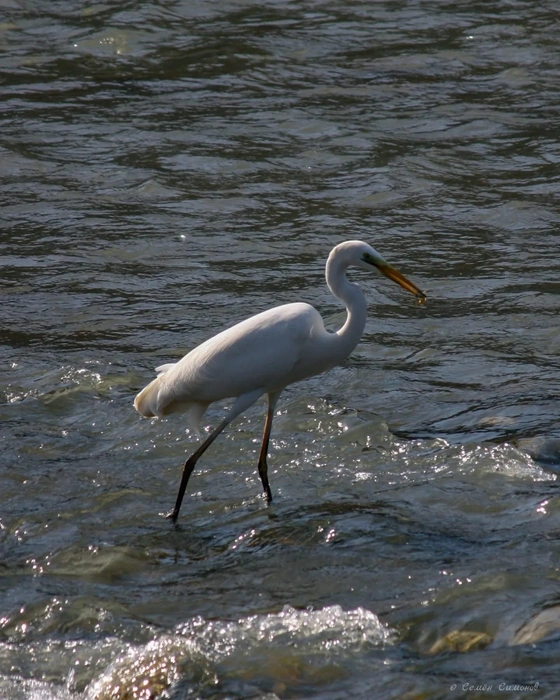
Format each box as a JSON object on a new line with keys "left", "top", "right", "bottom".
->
{"left": 158, "top": 303, "right": 321, "bottom": 406}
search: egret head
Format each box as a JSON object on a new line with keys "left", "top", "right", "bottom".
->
{"left": 330, "top": 240, "right": 426, "bottom": 303}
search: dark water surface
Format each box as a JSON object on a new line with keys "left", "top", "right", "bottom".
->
{"left": 2, "top": 1, "right": 560, "bottom": 698}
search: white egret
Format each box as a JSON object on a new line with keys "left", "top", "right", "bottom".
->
{"left": 134, "top": 240, "right": 425, "bottom": 522}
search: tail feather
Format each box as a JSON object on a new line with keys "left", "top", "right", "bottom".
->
{"left": 134, "top": 377, "right": 161, "bottom": 418}
{"left": 155, "top": 363, "right": 175, "bottom": 376}
{"left": 134, "top": 373, "right": 208, "bottom": 433}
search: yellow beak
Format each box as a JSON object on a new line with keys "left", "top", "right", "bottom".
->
{"left": 375, "top": 260, "right": 426, "bottom": 304}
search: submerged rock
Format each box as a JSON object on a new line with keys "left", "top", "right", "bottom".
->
{"left": 516, "top": 436, "right": 560, "bottom": 472}
{"left": 512, "top": 604, "right": 560, "bottom": 646}
{"left": 428, "top": 630, "right": 493, "bottom": 655}
{"left": 85, "top": 636, "right": 213, "bottom": 700}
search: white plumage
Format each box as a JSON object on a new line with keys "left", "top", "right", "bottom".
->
{"left": 134, "top": 240, "right": 425, "bottom": 521}
{"left": 135, "top": 303, "right": 321, "bottom": 420}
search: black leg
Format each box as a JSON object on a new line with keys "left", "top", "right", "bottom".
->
{"left": 167, "top": 418, "right": 229, "bottom": 523}
{"left": 257, "top": 445, "right": 273, "bottom": 503}
{"left": 257, "top": 393, "right": 280, "bottom": 503}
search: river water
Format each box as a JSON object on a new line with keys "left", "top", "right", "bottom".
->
{"left": 2, "top": 1, "right": 560, "bottom": 699}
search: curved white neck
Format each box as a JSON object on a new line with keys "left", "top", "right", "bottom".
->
{"left": 325, "top": 253, "right": 368, "bottom": 357}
